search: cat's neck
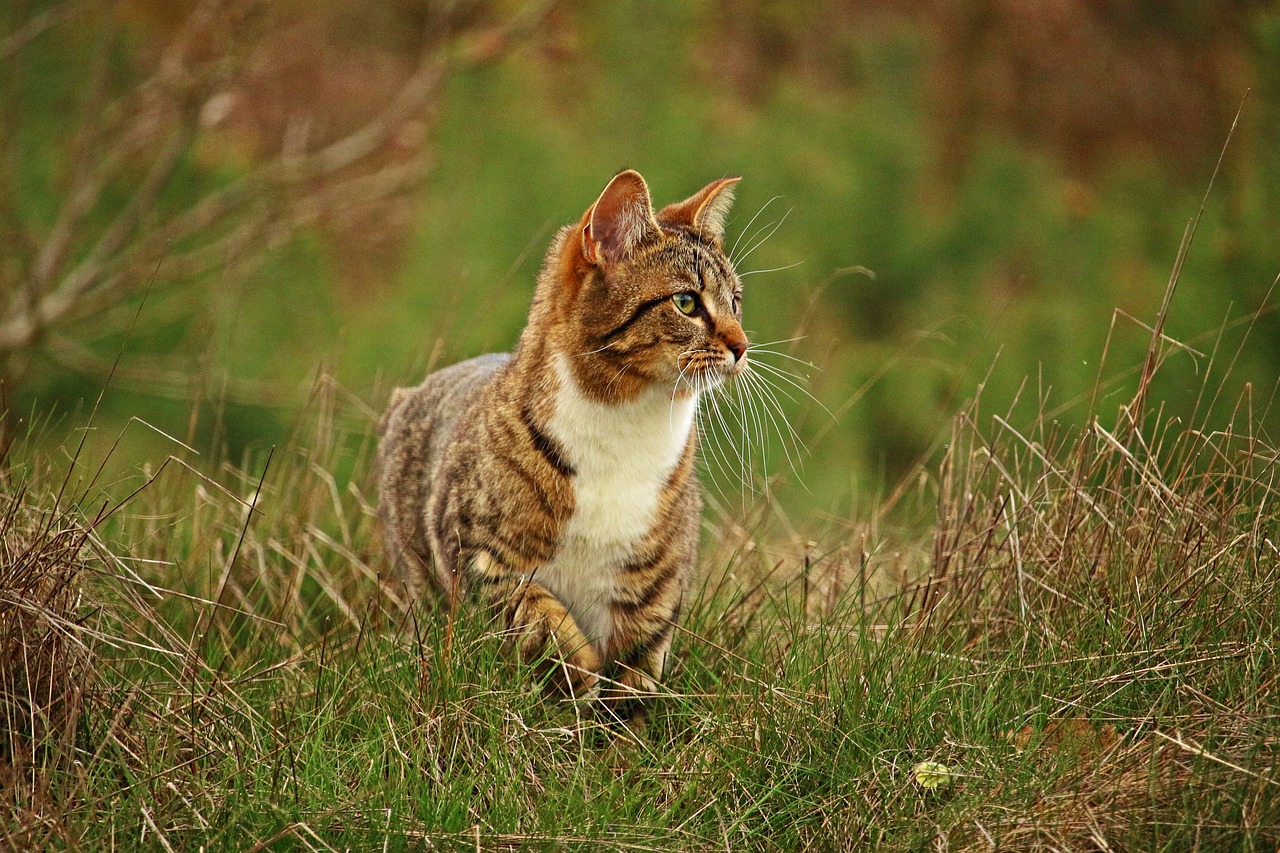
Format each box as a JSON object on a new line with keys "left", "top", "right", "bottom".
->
{"left": 545, "top": 353, "right": 697, "bottom": 480}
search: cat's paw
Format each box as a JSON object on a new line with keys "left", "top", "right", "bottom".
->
{"left": 596, "top": 666, "right": 660, "bottom": 720}
{"left": 556, "top": 656, "right": 602, "bottom": 701}
{"left": 510, "top": 591, "right": 602, "bottom": 699}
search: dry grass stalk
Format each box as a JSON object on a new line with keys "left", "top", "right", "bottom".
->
{"left": 0, "top": 0, "right": 558, "bottom": 385}
{"left": 0, "top": 496, "right": 95, "bottom": 832}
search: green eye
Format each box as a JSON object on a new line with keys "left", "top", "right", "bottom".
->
{"left": 673, "top": 292, "right": 698, "bottom": 315}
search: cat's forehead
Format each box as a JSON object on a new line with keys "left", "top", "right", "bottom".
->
{"left": 644, "top": 229, "right": 739, "bottom": 291}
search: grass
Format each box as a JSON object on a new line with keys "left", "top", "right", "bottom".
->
{"left": 2, "top": 287, "right": 1279, "bottom": 851}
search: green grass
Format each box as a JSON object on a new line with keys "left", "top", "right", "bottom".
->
{"left": 4, "top": 6, "right": 1279, "bottom": 848}
{"left": 3, "top": 285, "right": 1279, "bottom": 851}
{"left": 14, "top": 3, "right": 1280, "bottom": 521}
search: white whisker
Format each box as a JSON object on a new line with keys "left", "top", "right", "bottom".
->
{"left": 604, "top": 363, "right": 631, "bottom": 396}
{"left": 670, "top": 354, "right": 698, "bottom": 431}
{"left": 732, "top": 371, "right": 770, "bottom": 491}
{"left": 740, "top": 368, "right": 806, "bottom": 484}
{"left": 574, "top": 341, "right": 622, "bottom": 358}
{"left": 729, "top": 195, "right": 782, "bottom": 265}
{"left": 747, "top": 348, "right": 820, "bottom": 370}
{"left": 739, "top": 261, "right": 804, "bottom": 278}
{"left": 705, "top": 381, "right": 756, "bottom": 499}
{"left": 734, "top": 207, "right": 793, "bottom": 270}
{"left": 750, "top": 358, "right": 834, "bottom": 417}
{"left": 748, "top": 371, "right": 805, "bottom": 447}
{"left": 748, "top": 335, "right": 808, "bottom": 348}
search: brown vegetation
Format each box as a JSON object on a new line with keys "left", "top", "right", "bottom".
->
{"left": 0, "top": 495, "right": 96, "bottom": 834}
{"left": 0, "top": 0, "right": 554, "bottom": 384}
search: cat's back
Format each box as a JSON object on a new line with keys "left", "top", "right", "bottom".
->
{"left": 380, "top": 352, "right": 510, "bottom": 447}
{"left": 377, "top": 352, "right": 509, "bottom": 594}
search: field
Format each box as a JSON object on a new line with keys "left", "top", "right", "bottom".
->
{"left": 4, "top": 244, "right": 1279, "bottom": 850}
{"left": 4, "top": 3, "right": 1280, "bottom": 849}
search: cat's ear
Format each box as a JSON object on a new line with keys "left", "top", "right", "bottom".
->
{"left": 657, "top": 176, "right": 741, "bottom": 243}
{"left": 582, "top": 170, "right": 659, "bottom": 266}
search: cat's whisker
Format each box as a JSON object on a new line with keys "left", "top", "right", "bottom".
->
{"left": 574, "top": 341, "right": 622, "bottom": 358}
{"left": 729, "top": 195, "right": 781, "bottom": 266}
{"left": 713, "top": 372, "right": 762, "bottom": 492}
{"left": 671, "top": 354, "right": 703, "bottom": 433}
{"left": 738, "top": 260, "right": 804, "bottom": 278}
{"left": 748, "top": 375, "right": 810, "bottom": 478}
{"left": 747, "top": 363, "right": 804, "bottom": 406}
{"left": 739, "top": 368, "right": 805, "bottom": 484}
{"left": 604, "top": 362, "right": 631, "bottom": 396}
{"left": 702, "top": 383, "right": 753, "bottom": 496}
{"left": 743, "top": 366, "right": 804, "bottom": 441}
{"left": 739, "top": 369, "right": 791, "bottom": 448}
{"left": 678, "top": 333, "right": 823, "bottom": 499}
{"left": 738, "top": 373, "right": 773, "bottom": 487}
{"left": 697, "top": 397, "right": 740, "bottom": 495}
{"left": 673, "top": 359, "right": 694, "bottom": 391}
{"left": 733, "top": 206, "right": 793, "bottom": 270}
{"left": 737, "top": 368, "right": 803, "bottom": 473}
{"left": 693, "top": 380, "right": 737, "bottom": 488}
{"left": 747, "top": 334, "right": 808, "bottom": 348}
{"left": 701, "top": 365, "right": 720, "bottom": 395}
{"left": 711, "top": 415, "right": 753, "bottom": 501}
{"left": 725, "top": 382, "right": 763, "bottom": 494}
{"left": 749, "top": 358, "right": 834, "bottom": 418}
{"left": 746, "top": 347, "right": 820, "bottom": 370}
{"left": 731, "top": 394, "right": 760, "bottom": 499}
{"left": 684, "top": 358, "right": 750, "bottom": 495}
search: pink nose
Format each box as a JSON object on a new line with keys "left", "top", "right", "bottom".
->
{"left": 728, "top": 340, "right": 748, "bottom": 362}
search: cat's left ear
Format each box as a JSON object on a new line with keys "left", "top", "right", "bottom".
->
{"left": 582, "top": 170, "right": 660, "bottom": 266}
{"left": 657, "top": 176, "right": 741, "bottom": 244}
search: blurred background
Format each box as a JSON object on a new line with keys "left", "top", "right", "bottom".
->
{"left": 3, "top": 0, "right": 1279, "bottom": 530}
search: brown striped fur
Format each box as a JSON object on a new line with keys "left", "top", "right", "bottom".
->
{"left": 377, "top": 170, "right": 746, "bottom": 704}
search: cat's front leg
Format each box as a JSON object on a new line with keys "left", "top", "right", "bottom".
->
{"left": 601, "top": 606, "right": 678, "bottom": 713}
{"left": 469, "top": 552, "right": 601, "bottom": 698}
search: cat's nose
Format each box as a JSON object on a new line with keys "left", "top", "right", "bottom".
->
{"left": 728, "top": 340, "right": 748, "bottom": 362}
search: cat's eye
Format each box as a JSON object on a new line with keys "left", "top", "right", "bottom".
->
{"left": 672, "top": 292, "right": 699, "bottom": 316}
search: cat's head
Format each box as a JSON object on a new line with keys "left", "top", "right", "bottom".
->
{"left": 539, "top": 170, "right": 748, "bottom": 403}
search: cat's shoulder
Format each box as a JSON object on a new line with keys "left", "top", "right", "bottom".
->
{"left": 382, "top": 352, "right": 511, "bottom": 430}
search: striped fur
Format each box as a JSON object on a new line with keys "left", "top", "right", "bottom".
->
{"left": 377, "top": 170, "right": 746, "bottom": 703}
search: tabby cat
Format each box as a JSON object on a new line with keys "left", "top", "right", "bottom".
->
{"left": 377, "top": 170, "right": 747, "bottom": 703}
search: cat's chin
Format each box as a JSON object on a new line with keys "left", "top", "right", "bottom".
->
{"left": 669, "top": 352, "right": 744, "bottom": 392}
{"left": 671, "top": 367, "right": 736, "bottom": 394}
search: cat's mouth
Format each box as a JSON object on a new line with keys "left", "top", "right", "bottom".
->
{"left": 676, "top": 348, "right": 745, "bottom": 390}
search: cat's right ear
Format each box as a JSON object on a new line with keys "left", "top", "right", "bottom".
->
{"left": 581, "top": 170, "right": 658, "bottom": 266}
{"left": 657, "top": 176, "right": 740, "bottom": 244}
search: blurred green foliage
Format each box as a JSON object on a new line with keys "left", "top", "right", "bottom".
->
{"left": 7, "top": 0, "right": 1280, "bottom": 527}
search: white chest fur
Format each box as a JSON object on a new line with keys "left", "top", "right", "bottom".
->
{"left": 535, "top": 356, "right": 697, "bottom": 647}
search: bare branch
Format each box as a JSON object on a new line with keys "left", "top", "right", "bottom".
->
{"left": 0, "top": 1, "right": 84, "bottom": 62}
{"left": 0, "top": 0, "right": 557, "bottom": 364}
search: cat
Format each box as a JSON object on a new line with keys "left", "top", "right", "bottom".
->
{"left": 377, "top": 169, "right": 746, "bottom": 705}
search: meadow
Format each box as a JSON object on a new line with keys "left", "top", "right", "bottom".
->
{"left": 4, "top": 211, "right": 1279, "bottom": 849}
{"left": 4, "top": 3, "right": 1280, "bottom": 849}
